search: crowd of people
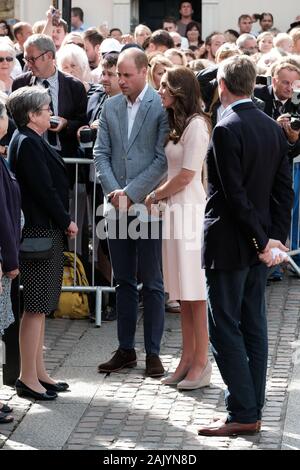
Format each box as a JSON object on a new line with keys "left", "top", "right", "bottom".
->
{"left": 0, "top": 2, "right": 299, "bottom": 436}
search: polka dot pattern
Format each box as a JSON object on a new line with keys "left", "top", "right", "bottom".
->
{"left": 20, "top": 228, "right": 64, "bottom": 315}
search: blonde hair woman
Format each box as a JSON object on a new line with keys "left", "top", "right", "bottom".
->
{"left": 164, "top": 48, "right": 187, "bottom": 66}
{"left": 147, "top": 54, "right": 173, "bottom": 89}
{"left": 215, "top": 43, "right": 241, "bottom": 63}
{"left": 290, "top": 28, "right": 300, "bottom": 54}
{"left": 134, "top": 24, "right": 152, "bottom": 47}
{"left": 274, "top": 33, "right": 293, "bottom": 54}
{"left": 257, "top": 32, "right": 274, "bottom": 54}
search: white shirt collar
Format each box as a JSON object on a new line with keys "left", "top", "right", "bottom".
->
{"left": 273, "top": 92, "right": 288, "bottom": 105}
{"left": 125, "top": 83, "right": 148, "bottom": 107}
{"left": 221, "top": 98, "right": 252, "bottom": 119}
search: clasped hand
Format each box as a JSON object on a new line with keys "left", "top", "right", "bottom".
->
{"left": 258, "top": 239, "right": 289, "bottom": 267}
{"left": 107, "top": 190, "right": 132, "bottom": 210}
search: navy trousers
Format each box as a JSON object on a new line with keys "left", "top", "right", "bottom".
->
{"left": 206, "top": 263, "right": 268, "bottom": 423}
{"left": 108, "top": 217, "right": 165, "bottom": 355}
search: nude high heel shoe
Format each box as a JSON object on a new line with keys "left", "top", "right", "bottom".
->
{"left": 177, "top": 361, "right": 212, "bottom": 390}
{"left": 161, "top": 369, "right": 188, "bottom": 386}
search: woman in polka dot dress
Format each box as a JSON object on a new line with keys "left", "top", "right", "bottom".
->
{"left": 8, "top": 86, "right": 78, "bottom": 400}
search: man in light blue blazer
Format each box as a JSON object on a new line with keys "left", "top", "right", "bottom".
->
{"left": 94, "top": 48, "right": 169, "bottom": 377}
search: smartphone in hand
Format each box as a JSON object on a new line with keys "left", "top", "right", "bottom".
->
{"left": 51, "top": 7, "right": 61, "bottom": 26}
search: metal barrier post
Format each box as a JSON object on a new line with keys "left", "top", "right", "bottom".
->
{"left": 64, "top": 158, "right": 106, "bottom": 327}
{"left": 95, "top": 287, "right": 102, "bottom": 328}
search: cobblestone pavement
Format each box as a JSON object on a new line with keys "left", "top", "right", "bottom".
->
{"left": 0, "top": 273, "right": 299, "bottom": 450}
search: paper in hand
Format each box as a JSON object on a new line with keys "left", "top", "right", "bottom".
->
{"left": 271, "top": 248, "right": 288, "bottom": 261}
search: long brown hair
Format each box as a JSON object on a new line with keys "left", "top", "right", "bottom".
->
{"left": 163, "top": 66, "right": 211, "bottom": 144}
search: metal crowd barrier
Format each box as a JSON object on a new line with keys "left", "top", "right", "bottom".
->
{"left": 291, "top": 156, "right": 300, "bottom": 251}
{"left": 64, "top": 158, "right": 142, "bottom": 327}
{"left": 64, "top": 158, "right": 105, "bottom": 327}
{"left": 286, "top": 250, "right": 300, "bottom": 277}
{"left": 289, "top": 155, "right": 300, "bottom": 277}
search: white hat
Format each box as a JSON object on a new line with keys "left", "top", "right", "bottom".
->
{"left": 100, "top": 38, "right": 122, "bottom": 54}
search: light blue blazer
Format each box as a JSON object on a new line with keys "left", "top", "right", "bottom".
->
{"left": 93, "top": 85, "right": 168, "bottom": 204}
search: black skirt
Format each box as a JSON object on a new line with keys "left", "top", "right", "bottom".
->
{"left": 20, "top": 227, "right": 64, "bottom": 315}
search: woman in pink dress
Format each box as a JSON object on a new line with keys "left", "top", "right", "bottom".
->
{"left": 145, "top": 66, "right": 211, "bottom": 390}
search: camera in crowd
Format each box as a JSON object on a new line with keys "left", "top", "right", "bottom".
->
{"left": 290, "top": 89, "right": 300, "bottom": 131}
{"left": 79, "top": 127, "right": 95, "bottom": 149}
{"left": 256, "top": 75, "right": 272, "bottom": 86}
{"left": 49, "top": 116, "right": 60, "bottom": 129}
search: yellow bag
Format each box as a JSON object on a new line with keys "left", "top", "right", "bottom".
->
{"left": 54, "top": 252, "right": 89, "bottom": 319}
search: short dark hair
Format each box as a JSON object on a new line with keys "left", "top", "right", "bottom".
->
{"left": 185, "top": 21, "right": 202, "bottom": 38}
{"left": 224, "top": 29, "right": 239, "bottom": 40}
{"left": 163, "top": 17, "right": 177, "bottom": 26}
{"left": 260, "top": 12, "right": 274, "bottom": 23}
{"left": 83, "top": 28, "right": 103, "bottom": 47}
{"left": 238, "top": 14, "right": 252, "bottom": 24}
{"left": 205, "top": 31, "right": 223, "bottom": 46}
{"left": 149, "top": 30, "right": 174, "bottom": 49}
{"left": 71, "top": 7, "right": 84, "bottom": 22}
{"left": 110, "top": 28, "right": 122, "bottom": 35}
{"left": 57, "top": 19, "right": 68, "bottom": 34}
{"left": 179, "top": 1, "right": 193, "bottom": 8}
{"left": 101, "top": 52, "right": 119, "bottom": 68}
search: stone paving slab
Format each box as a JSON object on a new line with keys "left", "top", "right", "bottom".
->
{"left": 0, "top": 273, "right": 299, "bottom": 450}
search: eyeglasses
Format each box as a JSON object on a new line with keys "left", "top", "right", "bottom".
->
{"left": 0, "top": 56, "right": 14, "bottom": 63}
{"left": 39, "top": 106, "right": 52, "bottom": 113}
{"left": 23, "top": 50, "right": 50, "bottom": 64}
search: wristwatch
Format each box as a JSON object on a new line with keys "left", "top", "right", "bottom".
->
{"left": 149, "top": 190, "right": 157, "bottom": 202}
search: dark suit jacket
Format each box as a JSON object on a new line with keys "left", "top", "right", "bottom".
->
{"left": 0, "top": 158, "right": 21, "bottom": 272}
{"left": 254, "top": 84, "right": 300, "bottom": 160}
{"left": 12, "top": 70, "right": 88, "bottom": 159}
{"left": 8, "top": 127, "right": 71, "bottom": 231}
{"left": 254, "top": 85, "right": 297, "bottom": 117}
{"left": 87, "top": 86, "right": 107, "bottom": 125}
{"left": 203, "top": 102, "right": 294, "bottom": 270}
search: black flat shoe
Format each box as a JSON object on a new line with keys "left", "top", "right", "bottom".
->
{"left": 15, "top": 379, "right": 58, "bottom": 400}
{"left": 39, "top": 380, "right": 69, "bottom": 392}
{"left": 0, "top": 412, "right": 14, "bottom": 424}
{"left": 0, "top": 403, "right": 13, "bottom": 413}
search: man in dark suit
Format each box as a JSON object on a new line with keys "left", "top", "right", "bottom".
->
{"left": 255, "top": 62, "right": 300, "bottom": 272}
{"left": 198, "top": 55, "right": 294, "bottom": 437}
{"left": 12, "top": 34, "right": 87, "bottom": 167}
{"left": 254, "top": 62, "right": 300, "bottom": 161}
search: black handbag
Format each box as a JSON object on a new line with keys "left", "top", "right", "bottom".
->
{"left": 19, "top": 237, "right": 53, "bottom": 261}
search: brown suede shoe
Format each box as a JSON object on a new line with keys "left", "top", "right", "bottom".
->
{"left": 97, "top": 348, "right": 137, "bottom": 373}
{"left": 145, "top": 354, "right": 165, "bottom": 377}
{"left": 197, "top": 419, "right": 260, "bottom": 437}
{"left": 212, "top": 415, "right": 262, "bottom": 432}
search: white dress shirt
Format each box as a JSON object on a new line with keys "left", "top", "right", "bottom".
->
{"left": 126, "top": 83, "right": 148, "bottom": 139}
